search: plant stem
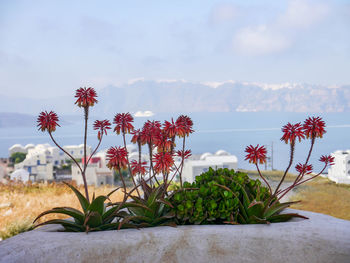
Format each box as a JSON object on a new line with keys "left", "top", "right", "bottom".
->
{"left": 122, "top": 132, "right": 140, "bottom": 198}
{"left": 255, "top": 163, "right": 272, "bottom": 194}
{"left": 49, "top": 132, "right": 89, "bottom": 201}
{"left": 48, "top": 132, "right": 83, "bottom": 174}
{"left": 138, "top": 141, "right": 142, "bottom": 183}
{"left": 178, "top": 136, "right": 187, "bottom": 188}
{"left": 82, "top": 106, "right": 90, "bottom": 202}
{"left": 117, "top": 167, "right": 127, "bottom": 202}
{"left": 86, "top": 135, "right": 102, "bottom": 166}
{"left": 274, "top": 140, "right": 295, "bottom": 196}
{"left": 148, "top": 142, "right": 160, "bottom": 186}
{"left": 277, "top": 164, "right": 327, "bottom": 201}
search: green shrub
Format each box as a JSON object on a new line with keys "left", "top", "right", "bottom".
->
{"left": 170, "top": 168, "right": 270, "bottom": 225}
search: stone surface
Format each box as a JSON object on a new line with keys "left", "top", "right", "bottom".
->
{"left": 0, "top": 209, "right": 350, "bottom": 263}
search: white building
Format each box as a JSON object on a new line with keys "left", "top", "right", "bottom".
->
{"left": 8, "top": 143, "right": 35, "bottom": 155}
{"left": 181, "top": 150, "right": 238, "bottom": 183}
{"left": 62, "top": 144, "right": 91, "bottom": 160}
{"left": 10, "top": 169, "right": 30, "bottom": 182}
{"left": 11, "top": 143, "right": 92, "bottom": 182}
{"left": 327, "top": 150, "right": 350, "bottom": 184}
{"left": 72, "top": 149, "right": 113, "bottom": 186}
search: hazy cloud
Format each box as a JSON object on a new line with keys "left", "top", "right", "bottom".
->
{"left": 279, "top": 0, "right": 329, "bottom": 29}
{"left": 233, "top": 25, "right": 291, "bottom": 55}
{"left": 209, "top": 3, "right": 238, "bottom": 24}
{"left": 232, "top": 0, "right": 330, "bottom": 56}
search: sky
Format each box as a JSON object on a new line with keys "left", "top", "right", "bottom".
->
{"left": 0, "top": 0, "right": 349, "bottom": 98}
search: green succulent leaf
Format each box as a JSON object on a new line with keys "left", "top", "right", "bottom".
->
{"left": 88, "top": 196, "right": 108, "bottom": 215}
{"left": 33, "top": 207, "right": 85, "bottom": 225}
{"left": 63, "top": 182, "right": 89, "bottom": 212}
{"left": 268, "top": 213, "right": 308, "bottom": 223}
{"left": 264, "top": 201, "right": 300, "bottom": 218}
{"left": 85, "top": 211, "right": 103, "bottom": 228}
{"left": 33, "top": 219, "right": 85, "bottom": 231}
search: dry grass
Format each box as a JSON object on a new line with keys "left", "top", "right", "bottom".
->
{"left": 0, "top": 181, "right": 125, "bottom": 238}
{"left": 290, "top": 177, "right": 350, "bottom": 221}
{"left": 239, "top": 169, "right": 297, "bottom": 182}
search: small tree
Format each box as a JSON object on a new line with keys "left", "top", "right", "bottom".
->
{"left": 10, "top": 152, "right": 26, "bottom": 164}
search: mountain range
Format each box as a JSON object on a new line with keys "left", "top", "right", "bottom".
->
{"left": 1, "top": 80, "right": 350, "bottom": 122}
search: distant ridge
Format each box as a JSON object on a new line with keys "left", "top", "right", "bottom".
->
{"left": 0, "top": 112, "right": 35, "bottom": 128}
{"left": 1, "top": 80, "right": 349, "bottom": 115}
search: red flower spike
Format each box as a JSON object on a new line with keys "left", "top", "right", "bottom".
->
{"left": 163, "top": 119, "right": 178, "bottom": 138}
{"left": 175, "top": 115, "right": 194, "bottom": 138}
{"left": 141, "top": 120, "right": 162, "bottom": 144}
{"left": 244, "top": 144, "right": 267, "bottom": 165}
{"left": 319, "top": 155, "right": 335, "bottom": 166}
{"left": 295, "top": 163, "right": 313, "bottom": 175}
{"left": 303, "top": 116, "right": 326, "bottom": 139}
{"left": 154, "top": 130, "right": 173, "bottom": 152}
{"left": 113, "top": 113, "right": 134, "bottom": 135}
{"left": 93, "top": 120, "right": 111, "bottom": 140}
{"left": 130, "top": 160, "right": 148, "bottom": 176}
{"left": 131, "top": 129, "right": 142, "bottom": 144}
{"left": 37, "top": 111, "right": 60, "bottom": 133}
{"left": 153, "top": 152, "right": 174, "bottom": 174}
{"left": 106, "top": 146, "right": 128, "bottom": 170}
{"left": 281, "top": 122, "right": 305, "bottom": 144}
{"left": 176, "top": 150, "right": 192, "bottom": 160}
{"left": 75, "top": 87, "right": 98, "bottom": 107}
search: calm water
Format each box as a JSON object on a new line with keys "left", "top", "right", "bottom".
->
{"left": 1, "top": 112, "right": 349, "bottom": 172}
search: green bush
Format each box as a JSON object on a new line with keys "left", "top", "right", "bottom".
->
{"left": 170, "top": 168, "right": 270, "bottom": 225}
{"left": 10, "top": 152, "right": 27, "bottom": 164}
{"left": 0, "top": 220, "right": 33, "bottom": 240}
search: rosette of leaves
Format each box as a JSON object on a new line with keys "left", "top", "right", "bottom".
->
{"left": 33, "top": 182, "right": 130, "bottom": 232}
{"left": 229, "top": 183, "right": 308, "bottom": 224}
{"left": 171, "top": 168, "right": 268, "bottom": 224}
{"left": 120, "top": 181, "right": 176, "bottom": 228}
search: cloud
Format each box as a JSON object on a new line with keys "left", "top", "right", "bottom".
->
{"left": 280, "top": 0, "right": 329, "bottom": 29}
{"left": 209, "top": 3, "right": 238, "bottom": 24}
{"left": 233, "top": 25, "right": 291, "bottom": 56}
{"left": 232, "top": 0, "right": 329, "bottom": 56}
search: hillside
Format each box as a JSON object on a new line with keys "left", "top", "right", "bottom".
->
{"left": 1, "top": 80, "right": 350, "bottom": 115}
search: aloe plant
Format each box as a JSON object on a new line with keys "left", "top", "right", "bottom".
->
{"left": 119, "top": 181, "right": 175, "bottom": 228}
{"left": 215, "top": 181, "right": 307, "bottom": 224}
{"left": 33, "top": 182, "right": 130, "bottom": 232}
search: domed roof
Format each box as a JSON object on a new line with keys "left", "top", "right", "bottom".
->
{"left": 215, "top": 150, "right": 230, "bottom": 156}
{"left": 24, "top": 144, "right": 35, "bottom": 149}
{"left": 9, "top": 144, "right": 23, "bottom": 150}
{"left": 200, "top": 152, "right": 213, "bottom": 160}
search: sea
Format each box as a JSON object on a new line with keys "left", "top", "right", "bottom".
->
{"left": 1, "top": 112, "right": 349, "bottom": 173}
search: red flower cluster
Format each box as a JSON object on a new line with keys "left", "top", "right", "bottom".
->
{"left": 153, "top": 152, "right": 174, "bottom": 174}
{"left": 141, "top": 120, "right": 161, "bottom": 144}
{"left": 37, "top": 111, "right": 60, "bottom": 133}
{"left": 131, "top": 129, "right": 142, "bottom": 144}
{"left": 163, "top": 119, "right": 177, "bottom": 138}
{"left": 295, "top": 163, "right": 313, "bottom": 175}
{"left": 154, "top": 131, "right": 173, "bottom": 152}
{"left": 113, "top": 113, "right": 134, "bottom": 135}
{"left": 176, "top": 150, "right": 192, "bottom": 160}
{"left": 93, "top": 120, "right": 111, "bottom": 140}
{"left": 130, "top": 160, "right": 148, "bottom": 176}
{"left": 319, "top": 155, "right": 335, "bottom": 166}
{"left": 75, "top": 87, "right": 98, "bottom": 107}
{"left": 303, "top": 116, "right": 326, "bottom": 139}
{"left": 281, "top": 123, "right": 305, "bottom": 144}
{"left": 244, "top": 145, "right": 267, "bottom": 164}
{"left": 106, "top": 146, "right": 128, "bottom": 170}
{"left": 175, "top": 115, "right": 194, "bottom": 137}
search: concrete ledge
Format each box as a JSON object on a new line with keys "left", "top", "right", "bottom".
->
{"left": 1, "top": 209, "right": 350, "bottom": 263}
